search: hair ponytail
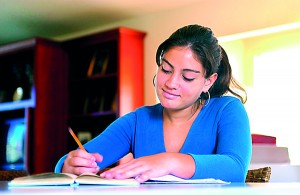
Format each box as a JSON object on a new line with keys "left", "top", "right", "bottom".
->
{"left": 210, "top": 46, "right": 247, "bottom": 103}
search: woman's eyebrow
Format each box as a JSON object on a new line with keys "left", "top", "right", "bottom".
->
{"left": 162, "top": 58, "right": 174, "bottom": 68}
{"left": 162, "top": 58, "right": 201, "bottom": 74}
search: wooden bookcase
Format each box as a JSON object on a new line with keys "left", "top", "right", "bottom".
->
{"left": 0, "top": 38, "right": 69, "bottom": 174}
{"left": 63, "top": 27, "right": 146, "bottom": 150}
{"left": 0, "top": 27, "right": 145, "bottom": 173}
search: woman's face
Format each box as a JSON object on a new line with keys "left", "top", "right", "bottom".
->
{"left": 155, "top": 46, "right": 215, "bottom": 111}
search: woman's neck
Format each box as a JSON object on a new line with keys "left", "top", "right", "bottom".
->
{"left": 163, "top": 105, "right": 202, "bottom": 124}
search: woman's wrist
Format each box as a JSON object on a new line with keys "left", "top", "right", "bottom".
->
{"left": 166, "top": 153, "right": 195, "bottom": 179}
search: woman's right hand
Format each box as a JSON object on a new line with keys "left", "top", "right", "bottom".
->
{"left": 62, "top": 149, "right": 103, "bottom": 175}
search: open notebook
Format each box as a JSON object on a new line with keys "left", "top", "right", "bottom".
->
{"left": 144, "top": 174, "right": 230, "bottom": 184}
{"left": 8, "top": 172, "right": 139, "bottom": 187}
{"left": 9, "top": 172, "right": 229, "bottom": 187}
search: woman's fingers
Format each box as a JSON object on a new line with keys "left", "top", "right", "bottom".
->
{"left": 135, "top": 171, "right": 152, "bottom": 183}
{"left": 63, "top": 149, "right": 103, "bottom": 175}
{"left": 92, "top": 153, "right": 103, "bottom": 162}
{"left": 100, "top": 156, "right": 165, "bottom": 181}
{"left": 100, "top": 159, "right": 142, "bottom": 178}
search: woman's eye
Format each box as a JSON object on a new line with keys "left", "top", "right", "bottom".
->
{"left": 182, "top": 76, "right": 195, "bottom": 82}
{"left": 161, "top": 66, "right": 172, "bottom": 74}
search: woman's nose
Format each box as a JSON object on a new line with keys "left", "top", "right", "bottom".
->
{"left": 165, "top": 74, "right": 179, "bottom": 89}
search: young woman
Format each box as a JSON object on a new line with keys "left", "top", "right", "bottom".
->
{"left": 55, "top": 24, "right": 251, "bottom": 183}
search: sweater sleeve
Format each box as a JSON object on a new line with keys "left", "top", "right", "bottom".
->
{"left": 54, "top": 111, "right": 137, "bottom": 173}
{"left": 190, "top": 98, "right": 252, "bottom": 182}
{"left": 54, "top": 154, "right": 68, "bottom": 173}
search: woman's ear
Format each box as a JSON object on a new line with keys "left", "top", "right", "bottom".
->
{"left": 203, "top": 73, "right": 218, "bottom": 92}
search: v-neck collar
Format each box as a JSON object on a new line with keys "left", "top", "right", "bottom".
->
{"left": 158, "top": 103, "right": 208, "bottom": 153}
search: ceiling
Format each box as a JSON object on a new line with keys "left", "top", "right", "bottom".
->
{"left": 0, "top": 0, "right": 204, "bottom": 46}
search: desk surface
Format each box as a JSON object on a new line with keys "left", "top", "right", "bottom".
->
{"left": 1, "top": 182, "right": 300, "bottom": 195}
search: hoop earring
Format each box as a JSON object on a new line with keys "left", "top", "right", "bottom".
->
{"left": 203, "top": 91, "right": 210, "bottom": 107}
{"left": 153, "top": 74, "right": 156, "bottom": 87}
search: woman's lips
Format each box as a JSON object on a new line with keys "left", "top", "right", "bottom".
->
{"left": 162, "top": 89, "right": 179, "bottom": 99}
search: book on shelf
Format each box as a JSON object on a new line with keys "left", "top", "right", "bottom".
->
{"left": 8, "top": 172, "right": 139, "bottom": 187}
{"left": 87, "top": 50, "right": 110, "bottom": 77}
{"left": 111, "top": 92, "right": 117, "bottom": 112}
{"left": 83, "top": 87, "right": 116, "bottom": 114}
{"left": 82, "top": 89, "right": 105, "bottom": 114}
{"left": 83, "top": 94, "right": 102, "bottom": 114}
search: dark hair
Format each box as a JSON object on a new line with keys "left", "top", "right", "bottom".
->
{"left": 155, "top": 24, "right": 247, "bottom": 104}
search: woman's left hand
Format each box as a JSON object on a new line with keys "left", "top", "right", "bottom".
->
{"left": 100, "top": 152, "right": 195, "bottom": 182}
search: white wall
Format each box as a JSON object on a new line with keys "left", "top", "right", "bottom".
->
{"left": 59, "top": 0, "right": 300, "bottom": 105}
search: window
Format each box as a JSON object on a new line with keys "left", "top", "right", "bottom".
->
{"left": 247, "top": 46, "right": 300, "bottom": 164}
{"left": 220, "top": 24, "right": 300, "bottom": 165}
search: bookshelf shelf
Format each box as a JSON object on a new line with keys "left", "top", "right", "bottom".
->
{"left": 0, "top": 99, "right": 35, "bottom": 112}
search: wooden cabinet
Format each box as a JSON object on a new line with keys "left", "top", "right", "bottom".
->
{"left": 64, "top": 27, "right": 146, "bottom": 150}
{"left": 0, "top": 38, "right": 68, "bottom": 174}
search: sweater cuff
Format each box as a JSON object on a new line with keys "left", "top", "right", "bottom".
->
{"left": 54, "top": 154, "right": 68, "bottom": 173}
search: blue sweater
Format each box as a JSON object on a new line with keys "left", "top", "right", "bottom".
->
{"left": 55, "top": 96, "right": 251, "bottom": 182}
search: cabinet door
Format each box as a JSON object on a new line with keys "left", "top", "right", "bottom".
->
{"left": 32, "top": 39, "right": 68, "bottom": 174}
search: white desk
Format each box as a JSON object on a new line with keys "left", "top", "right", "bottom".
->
{"left": 1, "top": 182, "right": 300, "bottom": 195}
